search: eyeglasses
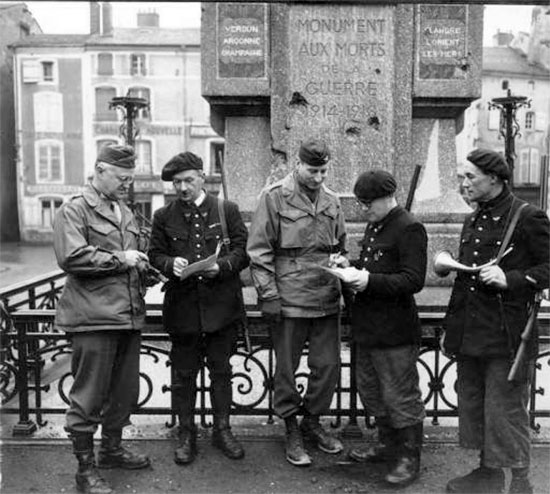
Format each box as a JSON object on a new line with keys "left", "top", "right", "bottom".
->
{"left": 358, "top": 199, "right": 373, "bottom": 210}
{"left": 113, "top": 173, "right": 134, "bottom": 184}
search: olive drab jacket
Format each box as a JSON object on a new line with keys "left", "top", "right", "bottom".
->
{"left": 443, "top": 188, "right": 550, "bottom": 359}
{"left": 53, "top": 184, "right": 146, "bottom": 332}
{"left": 247, "top": 172, "right": 347, "bottom": 318}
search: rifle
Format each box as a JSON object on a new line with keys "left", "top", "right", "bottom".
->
{"left": 405, "top": 164, "right": 422, "bottom": 212}
{"left": 507, "top": 291, "right": 543, "bottom": 382}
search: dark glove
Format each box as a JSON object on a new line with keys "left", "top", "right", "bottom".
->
{"left": 261, "top": 298, "right": 282, "bottom": 323}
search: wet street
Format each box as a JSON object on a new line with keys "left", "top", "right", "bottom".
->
{"left": 0, "top": 241, "right": 59, "bottom": 288}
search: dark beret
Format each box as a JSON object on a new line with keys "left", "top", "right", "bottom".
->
{"left": 467, "top": 148, "right": 510, "bottom": 181}
{"left": 299, "top": 138, "right": 331, "bottom": 166}
{"left": 161, "top": 152, "right": 203, "bottom": 181}
{"left": 96, "top": 144, "right": 136, "bottom": 169}
{"left": 353, "top": 169, "right": 397, "bottom": 201}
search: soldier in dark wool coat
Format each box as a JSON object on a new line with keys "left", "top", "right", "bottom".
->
{"left": 443, "top": 149, "right": 550, "bottom": 494}
{"left": 148, "top": 152, "right": 249, "bottom": 466}
{"left": 331, "top": 169, "right": 427, "bottom": 487}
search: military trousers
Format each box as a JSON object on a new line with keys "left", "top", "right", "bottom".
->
{"left": 270, "top": 315, "right": 340, "bottom": 419}
{"left": 65, "top": 331, "right": 141, "bottom": 435}
{"left": 456, "top": 356, "right": 533, "bottom": 468}
{"left": 355, "top": 344, "right": 426, "bottom": 429}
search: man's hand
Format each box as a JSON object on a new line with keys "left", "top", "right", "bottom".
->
{"left": 329, "top": 253, "right": 350, "bottom": 268}
{"left": 339, "top": 267, "right": 370, "bottom": 292}
{"left": 124, "top": 250, "right": 149, "bottom": 268}
{"left": 202, "top": 262, "right": 220, "bottom": 278}
{"left": 261, "top": 298, "right": 282, "bottom": 323}
{"left": 173, "top": 257, "right": 189, "bottom": 278}
{"left": 479, "top": 265, "right": 508, "bottom": 289}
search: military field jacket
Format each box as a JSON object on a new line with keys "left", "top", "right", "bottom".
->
{"left": 247, "top": 172, "right": 346, "bottom": 318}
{"left": 53, "top": 184, "right": 146, "bottom": 332}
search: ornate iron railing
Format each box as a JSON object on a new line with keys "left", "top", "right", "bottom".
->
{"left": 1, "top": 272, "right": 549, "bottom": 437}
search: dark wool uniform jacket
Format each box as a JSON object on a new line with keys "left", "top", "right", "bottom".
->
{"left": 148, "top": 193, "right": 249, "bottom": 334}
{"left": 351, "top": 206, "right": 427, "bottom": 348}
{"left": 443, "top": 187, "right": 550, "bottom": 358}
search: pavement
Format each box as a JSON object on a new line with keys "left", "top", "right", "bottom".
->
{"left": 2, "top": 242, "right": 550, "bottom": 493}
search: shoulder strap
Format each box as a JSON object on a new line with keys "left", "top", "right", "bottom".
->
{"left": 496, "top": 200, "right": 527, "bottom": 263}
{"left": 217, "top": 196, "right": 231, "bottom": 246}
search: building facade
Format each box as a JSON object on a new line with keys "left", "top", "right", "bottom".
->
{"left": 0, "top": 2, "right": 41, "bottom": 242}
{"left": 11, "top": 3, "right": 222, "bottom": 242}
{"left": 458, "top": 7, "right": 550, "bottom": 211}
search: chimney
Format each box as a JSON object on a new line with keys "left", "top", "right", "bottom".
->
{"left": 101, "top": 2, "right": 113, "bottom": 36}
{"left": 137, "top": 11, "right": 159, "bottom": 28}
{"left": 90, "top": 2, "right": 100, "bottom": 34}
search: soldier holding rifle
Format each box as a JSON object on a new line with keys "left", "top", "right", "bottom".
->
{"left": 441, "top": 149, "right": 549, "bottom": 494}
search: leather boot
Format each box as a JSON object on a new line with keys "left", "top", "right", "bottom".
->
{"left": 284, "top": 415, "right": 311, "bottom": 467}
{"left": 385, "top": 422, "right": 423, "bottom": 487}
{"left": 173, "top": 374, "right": 198, "bottom": 465}
{"left": 446, "top": 450, "right": 505, "bottom": 494}
{"left": 71, "top": 433, "right": 112, "bottom": 494}
{"left": 349, "top": 416, "right": 397, "bottom": 463}
{"left": 97, "top": 430, "right": 150, "bottom": 469}
{"left": 211, "top": 374, "right": 244, "bottom": 460}
{"left": 300, "top": 413, "right": 343, "bottom": 454}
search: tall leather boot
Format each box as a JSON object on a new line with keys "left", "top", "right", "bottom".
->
{"left": 284, "top": 415, "right": 311, "bottom": 467}
{"left": 71, "top": 433, "right": 112, "bottom": 494}
{"left": 349, "top": 416, "right": 397, "bottom": 463}
{"left": 211, "top": 374, "right": 245, "bottom": 459}
{"left": 385, "top": 422, "right": 423, "bottom": 487}
{"left": 173, "top": 376, "right": 198, "bottom": 465}
{"left": 97, "top": 429, "right": 150, "bottom": 469}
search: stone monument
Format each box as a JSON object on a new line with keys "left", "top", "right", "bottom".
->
{"left": 201, "top": 2, "right": 483, "bottom": 285}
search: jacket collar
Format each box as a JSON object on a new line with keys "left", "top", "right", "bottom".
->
{"left": 477, "top": 186, "right": 514, "bottom": 217}
{"left": 368, "top": 205, "right": 402, "bottom": 231}
{"left": 82, "top": 183, "right": 131, "bottom": 228}
{"left": 280, "top": 172, "right": 334, "bottom": 215}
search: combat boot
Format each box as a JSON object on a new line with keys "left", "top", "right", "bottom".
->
{"left": 97, "top": 430, "right": 150, "bottom": 469}
{"left": 300, "top": 414, "right": 343, "bottom": 454}
{"left": 284, "top": 415, "right": 311, "bottom": 467}
{"left": 349, "top": 416, "right": 397, "bottom": 463}
{"left": 175, "top": 422, "right": 197, "bottom": 465}
{"left": 385, "top": 422, "right": 423, "bottom": 487}
{"left": 446, "top": 466, "right": 505, "bottom": 493}
{"left": 210, "top": 373, "right": 245, "bottom": 459}
{"left": 71, "top": 433, "right": 112, "bottom": 494}
{"left": 508, "top": 477, "right": 533, "bottom": 494}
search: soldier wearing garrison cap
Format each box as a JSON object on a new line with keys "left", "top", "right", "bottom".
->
{"left": 443, "top": 149, "right": 550, "bottom": 494}
{"left": 148, "top": 151, "right": 249, "bottom": 465}
{"left": 331, "top": 169, "right": 427, "bottom": 487}
{"left": 53, "top": 143, "right": 151, "bottom": 494}
{"left": 247, "top": 137, "right": 346, "bottom": 466}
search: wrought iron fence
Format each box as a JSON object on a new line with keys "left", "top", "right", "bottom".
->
{"left": 1, "top": 272, "right": 549, "bottom": 437}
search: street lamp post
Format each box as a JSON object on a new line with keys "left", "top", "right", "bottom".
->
{"left": 109, "top": 94, "right": 149, "bottom": 210}
{"left": 488, "top": 82, "right": 530, "bottom": 189}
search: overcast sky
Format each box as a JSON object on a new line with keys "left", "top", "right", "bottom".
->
{"left": 22, "top": 2, "right": 535, "bottom": 46}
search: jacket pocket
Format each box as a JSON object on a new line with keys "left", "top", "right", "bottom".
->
{"left": 278, "top": 209, "right": 309, "bottom": 248}
{"left": 88, "top": 222, "right": 119, "bottom": 249}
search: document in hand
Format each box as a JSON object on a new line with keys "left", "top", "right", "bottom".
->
{"left": 180, "top": 242, "right": 222, "bottom": 280}
{"left": 319, "top": 266, "right": 362, "bottom": 283}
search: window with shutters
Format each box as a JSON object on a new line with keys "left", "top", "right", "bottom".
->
{"left": 36, "top": 140, "right": 64, "bottom": 183}
{"left": 525, "top": 111, "right": 535, "bottom": 131}
{"left": 127, "top": 87, "right": 150, "bottom": 119}
{"left": 95, "top": 87, "right": 117, "bottom": 121}
{"left": 34, "top": 92, "right": 63, "bottom": 132}
{"left": 40, "top": 197, "right": 63, "bottom": 228}
{"left": 97, "top": 53, "right": 114, "bottom": 75}
{"left": 516, "top": 148, "right": 540, "bottom": 185}
{"left": 42, "top": 61, "right": 54, "bottom": 82}
{"left": 134, "top": 140, "right": 152, "bottom": 175}
{"left": 130, "top": 53, "right": 146, "bottom": 76}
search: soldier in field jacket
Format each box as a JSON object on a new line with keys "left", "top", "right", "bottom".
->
{"left": 443, "top": 149, "right": 550, "bottom": 494}
{"left": 148, "top": 152, "right": 248, "bottom": 466}
{"left": 331, "top": 169, "right": 427, "bottom": 487}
